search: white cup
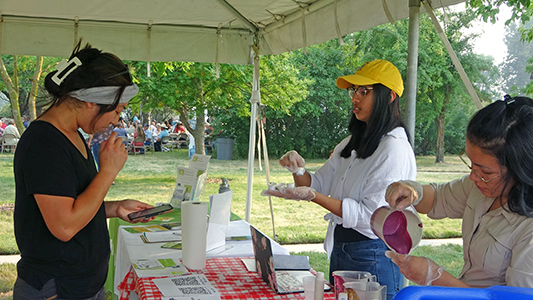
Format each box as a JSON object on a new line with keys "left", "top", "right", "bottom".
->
{"left": 302, "top": 276, "right": 316, "bottom": 300}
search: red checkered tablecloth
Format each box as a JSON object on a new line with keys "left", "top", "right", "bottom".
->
{"left": 117, "top": 256, "right": 336, "bottom": 300}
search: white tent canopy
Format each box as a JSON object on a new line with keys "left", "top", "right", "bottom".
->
{"left": 1, "top": 0, "right": 467, "bottom": 222}
{"left": 1, "top": 0, "right": 465, "bottom": 64}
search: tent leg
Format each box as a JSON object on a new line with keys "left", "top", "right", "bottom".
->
{"left": 245, "top": 50, "right": 261, "bottom": 223}
{"left": 422, "top": 1, "right": 483, "bottom": 110}
{"left": 405, "top": 0, "right": 420, "bottom": 148}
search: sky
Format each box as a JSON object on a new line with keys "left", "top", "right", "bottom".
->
{"left": 458, "top": 4, "right": 513, "bottom": 65}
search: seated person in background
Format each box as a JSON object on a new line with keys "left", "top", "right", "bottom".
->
{"left": 173, "top": 121, "right": 186, "bottom": 134}
{"left": 143, "top": 123, "right": 153, "bottom": 147}
{"left": 385, "top": 95, "right": 533, "bottom": 288}
{"left": 204, "top": 122, "right": 213, "bottom": 135}
{"left": 0, "top": 118, "right": 7, "bottom": 130}
{"left": 3, "top": 119, "right": 21, "bottom": 151}
{"left": 113, "top": 122, "right": 128, "bottom": 144}
{"left": 131, "top": 124, "right": 145, "bottom": 153}
{"left": 154, "top": 124, "right": 169, "bottom": 152}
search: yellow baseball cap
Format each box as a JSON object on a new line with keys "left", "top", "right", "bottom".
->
{"left": 336, "top": 59, "right": 404, "bottom": 97}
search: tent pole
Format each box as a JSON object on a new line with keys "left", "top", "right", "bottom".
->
{"left": 422, "top": 1, "right": 483, "bottom": 110}
{"left": 405, "top": 0, "right": 420, "bottom": 148}
{"left": 245, "top": 47, "right": 261, "bottom": 223}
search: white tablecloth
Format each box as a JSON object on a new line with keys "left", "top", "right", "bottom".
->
{"left": 113, "top": 219, "right": 289, "bottom": 296}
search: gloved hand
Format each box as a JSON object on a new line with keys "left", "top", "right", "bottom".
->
{"left": 385, "top": 180, "right": 424, "bottom": 210}
{"left": 385, "top": 251, "right": 444, "bottom": 286}
{"left": 279, "top": 150, "right": 306, "bottom": 175}
{"left": 261, "top": 183, "right": 316, "bottom": 201}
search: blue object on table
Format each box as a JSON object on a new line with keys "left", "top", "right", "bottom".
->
{"left": 392, "top": 285, "right": 533, "bottom": 300}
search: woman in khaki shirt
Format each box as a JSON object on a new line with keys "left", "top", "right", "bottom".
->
{"left": 385, "top": 95, "right": 533, "bottom": 288}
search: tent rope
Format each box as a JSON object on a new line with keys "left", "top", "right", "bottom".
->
{"left": 74, "top": 16, "right": 79, "bottom": 46}
{"left": 333, "top": 0, "right": 344, "bottom": 45}
{"left": 382, "top": 0, "right": 396, "bottom": 25}
{"left": 147, "top": 20, "right": 152, "bottom": 77}
{"left": 257, "top": 105, "right": 277, "bottom": 240}
{"left": 216, "top": 23, "right": 222, "bottom": 78}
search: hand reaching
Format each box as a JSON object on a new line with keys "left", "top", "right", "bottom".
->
{"left": 385, "top": 251, "right": 444, "bottom": 286}
{"left": 261, "top": 183, "right": 316, "bottom": 201}
{"left": 385, "top": 180, "right": 423, "bottom": 210}
{"left": 279, "top": 150, "right": 306, "bottom": 175}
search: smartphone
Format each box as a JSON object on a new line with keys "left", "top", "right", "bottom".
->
{"left": 127, "top": 204, "right": 173, "bottom": 221}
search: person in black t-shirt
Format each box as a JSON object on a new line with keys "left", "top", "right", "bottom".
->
{"left": 13, "top": 42, "right": 155, "bottom": 300}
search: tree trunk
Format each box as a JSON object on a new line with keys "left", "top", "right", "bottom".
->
{"left": 435, "top": 86, "right": 451, "bottom": 163}
{"left": 0, "top": 56, "right": 24, "bottom": 133}
{"left": 28, "top": 56, "right": 44, "bottom": 120}
{"left": 177, "top": 107, "right": 206, "bottom": 156}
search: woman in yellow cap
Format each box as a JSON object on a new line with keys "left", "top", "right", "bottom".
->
{"left": 263, "top": 59, "right": 416, "bottom": 299}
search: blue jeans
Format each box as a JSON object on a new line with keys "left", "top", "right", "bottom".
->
{"left": 330, "top": 238, "right": 403, "bottom": 300}
{"left": 13, "top": 277, "right": 105, "bottom": 300}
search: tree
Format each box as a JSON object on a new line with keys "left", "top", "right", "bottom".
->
{"left": 0, "top": 55, "right": 58, "bottom": 132}
{"left": 0, "top": 56, "right": 25, "bottom": 132}
{"left": 131, "top": 57, "right": 309, "bottom": 156}
{"left": 498, "top": 21, "right": 533, "bottom": 95}
{"left": 345, "top": 9, "right": 498, "bottom": 161}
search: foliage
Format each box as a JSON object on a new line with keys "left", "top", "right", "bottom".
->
{"left": 0, "top": 56, "right": 59, "bottom": 124}
{"left": 211, "top": 53, "right": 317, "bottom": 158}
{"left": 130, "top": 57, "right": 309, "bottom": 156}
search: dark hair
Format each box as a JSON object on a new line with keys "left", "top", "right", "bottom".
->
{"left": 467, "top": 96, "right": 533, "bottom": 217}
{"left": 340, "top": 84, "right": 409, "bottom": 159}
{"left": 43, "top": 41, "right": 132, "bottom": 131}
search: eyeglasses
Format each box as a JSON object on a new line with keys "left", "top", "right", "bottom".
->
{"left": 347, "top": 86, "right": 373, "bottom": 99}
{"left": 459, "top": 150, "right": 503, "bottom": 183}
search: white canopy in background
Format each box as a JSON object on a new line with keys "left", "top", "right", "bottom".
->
{"left": 0, "top": 0, "right": 467, "bottom": 223}
{"left": 1, "top": 0, "right": 465, "bottom": 64}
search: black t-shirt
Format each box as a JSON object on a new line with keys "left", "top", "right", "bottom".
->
{"left": 13, "top": 121, "right": 110, "bottom": 298}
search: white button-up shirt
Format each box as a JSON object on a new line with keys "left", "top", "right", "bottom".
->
{"left": 310, "top": 127, "right": 417, "bottom": 256}
{"left": 429, "top": 175, "right": 533, "bottom": 287}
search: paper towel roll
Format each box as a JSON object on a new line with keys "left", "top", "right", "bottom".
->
{"left": 181, "top": 201, "right": 208, "bottom": 269}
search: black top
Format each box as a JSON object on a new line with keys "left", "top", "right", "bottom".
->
{"left": 14, "top": 121, "right": 110, "bottom": 298}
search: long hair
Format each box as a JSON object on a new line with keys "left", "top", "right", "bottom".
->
{"left": 43, "top": 41, "right": 132, "bottom": 131}
{"left": 340, "top": 84, "right": 409, "bottom": 159}
{"left": 467, "top": 96, "right": 533, "bottom": 217}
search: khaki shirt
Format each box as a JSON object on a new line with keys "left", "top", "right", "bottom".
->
{"left": 428, "top": 175, "right": 533, "bottom": 287}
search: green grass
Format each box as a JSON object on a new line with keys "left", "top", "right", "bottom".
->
{"left": 0, "top": 151, "right": 469, "bottom": 296}
{"left": 291, "top": 243, "right": 464, "bottom": 284}
{"left": 0, "top": 151, "right": 469, "bottom": 254}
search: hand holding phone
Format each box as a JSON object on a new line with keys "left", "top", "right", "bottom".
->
{"left": 127, "top": 203, "right": 173, "bottom": 221}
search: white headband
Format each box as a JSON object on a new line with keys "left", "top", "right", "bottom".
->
{"left": 68, "top": 84, "right": 139, "bottom": 105}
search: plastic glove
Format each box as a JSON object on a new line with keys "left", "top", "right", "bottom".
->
{"left": 385, "top": 251, "right": 444, "bottom": 286}
{"left": 385, "top": 180, "right": 424, "bottom": 210}
{"left": 279, "top": 150, "right": 306, "bottom": 175}
{"left": 261, "top": 184, "right": 316, "bottom": 201}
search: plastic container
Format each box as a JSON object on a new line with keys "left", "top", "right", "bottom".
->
{"left": 392, "top": 285, "right": 533, "bottom": 300}
{"left": 344, "top": 281, "right": 386, "bottom": 300}
{"left": 370, "top": 206, "right": 423, "bottom": 254}
{"left": 332, "top": 271, "right": 375, "bottom": 300}
{"left": 216, "top": 137, "right": 235, "bottom": 160}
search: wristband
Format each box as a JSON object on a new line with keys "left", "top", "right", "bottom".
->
{"left": 397, "top": 180, "right": 424, "bottom": 206}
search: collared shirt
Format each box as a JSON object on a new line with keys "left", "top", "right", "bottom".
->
{"left": 144, "top": 129, "right": 153, "bottom": 141}
{"left": 310, "top": 127, "right": 417, "bottom": 256}
{"left": 429, "top": 175, "right": 533, "bottom": 287}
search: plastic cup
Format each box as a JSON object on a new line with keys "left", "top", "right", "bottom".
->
{"left": 332, "top": 271, "right": 375, "bottom": 300}
{"left": 302, "top": 276, "right": 315, "bottom": 300}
